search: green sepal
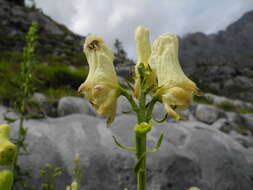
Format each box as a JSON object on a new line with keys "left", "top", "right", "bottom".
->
{"left": 125, "top": 80, "right": 134, "bottom": 92}
{"left": 144, "top": 84, "right": 156, "bottom": 95}
{"left": 134, "top": 134, "right": 164, "bottom": 174}
{"left": 112, "top": 136, "right": 136, "bottom": 151}
{"left": 154, "top": 114, "right": 168, "bottom": 123}
{"left": 134, "top": 122, "right": 152, "bottom": 137}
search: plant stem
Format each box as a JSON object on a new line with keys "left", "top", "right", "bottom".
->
{"left": 136, "top": 82, "right": 148, "bottom": 190}
{"left": 135, "top": 133, "right": 147, "bottom": 190}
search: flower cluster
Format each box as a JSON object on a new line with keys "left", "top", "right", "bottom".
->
{"left": 79, "top": 26, "right": 200, "bottom": 124}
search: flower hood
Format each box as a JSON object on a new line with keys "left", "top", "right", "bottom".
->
{"left": 152, "top": 33, "right": 200, "bottom": 119}
{"left": 78, "top": 35, "right": 120, "bottom": 126}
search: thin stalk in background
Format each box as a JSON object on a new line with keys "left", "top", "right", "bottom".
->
{"left": 12, "top": 21, "right": 38, "bottom": 190}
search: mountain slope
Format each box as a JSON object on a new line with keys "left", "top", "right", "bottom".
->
{"left": 180, "top": 10, "right": 253, "bottom": 101}
{"left": 0, "top": 0, "right": 85, "bottom": 65}
{"left": 0, "top": 0, "right": 252, "bottom": 101}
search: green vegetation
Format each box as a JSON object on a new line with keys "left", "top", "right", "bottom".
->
{"left": 12, "top": 22, "right": 39, "bottom": 190}
{"left": 238, "top": 108, "right": 253, "bottom": 114}
{"left": 216, "top": 101, "right": 237, "bottom": 112}
{"left": 40, "top": 154, "right": 82, "bottom": 190}
{"left": 216, "top": 101, "right": 253, "bottom": 114}
{"left": 220, "top": 126, "right": 231, "bottom": 134}
{"left": 0, "top": 52, "right": 87, "bottom": 108}
{"left": 39, "top": 164, "right": 62, "bottom": 190}
{"left": 66, "top": 153, "right": 82, "bottom": 190}
{"left": 194, "top": 96, "right": 253, "bottom": 114}
{"left": 113, "top": 38, "right": 133, "bottom": 65}
{"left": 0, "top": 22, "right": 88, "bottom": 189}
{"left": 193, "top": 95, "right": 213, "bottom": 105}
{"left": 239, "top": 125, "right": 253, "bottom": 136}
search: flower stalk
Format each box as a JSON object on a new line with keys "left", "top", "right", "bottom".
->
{"left": 79, "top": 25, "right": 200, "bottom": 190}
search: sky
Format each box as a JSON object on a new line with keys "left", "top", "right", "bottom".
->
{"left": 27, "top": 0, "right": 253, "bottom": 59}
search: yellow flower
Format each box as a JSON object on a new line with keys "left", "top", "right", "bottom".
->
{"left": 78, "top": 35, "right": 120, "bottom": 126}
{"left": 153, "top": 33, "right": 200, "bottom": 119}
{"left": 0, "top": 124, "right": 16, "bottom": 166}
{"left": 0, "top": 170, "right": 13, "bottom": 190}
{"left": 133, "top": 26, "right": 156, "bottom": 97}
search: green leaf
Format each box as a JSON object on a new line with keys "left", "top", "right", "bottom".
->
{"left": 112, "top": 136, "right": 136, "bottom": 151}
{"left": 154, "top": 114, "right": 168, "bottom": 123}
{"left": 125, "top": 80, "right": 134, "bottom": 91}
{"left": 134, "top": 154, "right": 145, "bottom": 174}
{"left": 3, "top": 114, "right": 17, "bottom": 123}
{"left": 155, "top": 134, "right": 164, "bottom": 150}
{"left": 122, "top": 109, "right": 133, "bottom": 114}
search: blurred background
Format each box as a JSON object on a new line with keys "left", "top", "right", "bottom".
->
{"left": 0, "top": 0, "right": 253, "bottom": 190}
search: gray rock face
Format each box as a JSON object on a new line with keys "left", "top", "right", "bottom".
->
{"left": 116, "top": 96, "right": 133, "bottom": 115}
{"left": 31, "top": 93, "right": 48, "bottom": 106}
{"left": 242, "top": 114, "right": 253, "bottom": 131}
{"left": 0, "top": 107, "right": 252, "bottom": 190}
{"left": 30, "top": 92, "right": 53, "bottom": 115}
{"left": 205, "top": 93, "right": 253, "bottom": 111}
{"left": 195, "top": 104, "right": 223, "bottom": 124}
{"left": 57, "top": 96, "right": 96, "bottom": 117}
{"left": 180, "top": 11, "right": 253, "bottom": 101}
{"left": 0, "top": 0, "right": 84, "bottom": 65}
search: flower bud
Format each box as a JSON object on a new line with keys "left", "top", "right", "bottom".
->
{"left": 134, "top": 26, "right": 156, "bottom": 97}
{"left": 134, "top": 122, "right": 152, "bottom": 136}
{"left": 0, "top": 170, "right": 13, "bottom": 190}
{"left": 78, "top": 35, "right": 120, "bottom": 126}
{"left": 0, "top": 124, "right": 16, "bottom": 166}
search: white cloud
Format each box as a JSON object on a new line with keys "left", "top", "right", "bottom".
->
{"left": 30, "top": 0, "right": 253, "bottom": 59}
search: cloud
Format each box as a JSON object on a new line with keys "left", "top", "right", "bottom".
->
{"left": 30, "top": 0, "right": 253, "bottom": 59}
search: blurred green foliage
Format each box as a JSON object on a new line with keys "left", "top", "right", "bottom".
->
{"left": 39, "top": 163, "right": 62, "bottom": 190}
{"left": 0, "top": 51, "right": 88, "bottom": 107}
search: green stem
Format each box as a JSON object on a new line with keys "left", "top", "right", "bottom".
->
{"left": 146, "top": 95, "right": 160, "bottom": 122}
{"left": 135, "top": 82, "right": 148, "bottom": 190}
{"left": 135, "top": 133, "right": 147, "bottom": 190}
{"left": 12, "top": 117, "right": 23, "bottom": 173}
{"left": 119, "top": 87, "right": 139, "bottom": 113}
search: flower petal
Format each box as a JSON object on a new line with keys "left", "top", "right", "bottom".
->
{"left": 78, "top": 35, "right": 120, "bottom": 125}
{"left": 153, "top": 33, "right": 199, "bottom": 118}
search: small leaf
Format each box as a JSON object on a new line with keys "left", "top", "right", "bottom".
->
{"left": 155, "top": 134, "right": 164, "bottom": 150}
{"left": 112, "top": 136, "right": 136, "bottom": 151}
{"left": 3, "top": 114, "right": 17, "bottom": 123}
{"left": 134, "top": 154, "right": 145, "bottom": 174}
{"left": 125, "top": 80, "right": 134, "bottom": 91}
{"left": 154, "top": 114, "right": 168, "bottom": 123}
{"left": 122, "top": 109, "right": 133, "bottom": 114}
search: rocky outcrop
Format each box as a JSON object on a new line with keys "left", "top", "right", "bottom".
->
{"left": 57, "top": 96, "right": 96, "bottom": 117}
{"left": 0, "top": 0, "right": 85, "bottom": 65}
{"left": 180, "top": 11, "right": 253, "bottom": 101}
{"left": 1, "top": 0, "right": 253, "bottom": 100}
{"left": 1, "top": 93, "right": 253, "bottom": 190}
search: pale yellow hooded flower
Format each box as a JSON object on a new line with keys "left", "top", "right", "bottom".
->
{"left": 78, "top": 35, "right": 120, "bottom": 126}
{"left": 0, "top": 124, "right": 16, "bottom": 166}
{"left": 0, "top": 170, "right": 13, "bottom": 190}
{"left": 153, "top": 33, "right": 200, "bottom": 120}
{"left": 133, "top": 26, "right": 156, "bottom": 97}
